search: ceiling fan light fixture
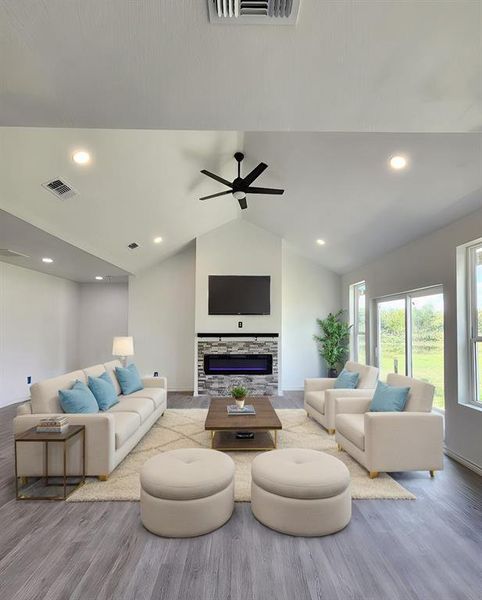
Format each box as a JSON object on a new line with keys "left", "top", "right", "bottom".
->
{"left": 232, "top": 190, "right": 246, "bottom": 200}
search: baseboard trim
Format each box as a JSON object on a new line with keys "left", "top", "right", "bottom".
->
{"left": 444, "top": 447, "right": 482, "bottom": 476}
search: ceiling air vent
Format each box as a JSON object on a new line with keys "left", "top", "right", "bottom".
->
{"left": 0, "top": 249, "right": 30, "bottom": 258}
{"left": 42, "top": 178, "right": 78, "bottom": 200}
{"left": 208, "top": 0, "right": 301, "bottom": 25}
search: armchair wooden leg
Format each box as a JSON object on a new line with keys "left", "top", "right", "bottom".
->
{"left": 328, "top": 429, "right": 335, "bottom": 435}
{"left": 369, "top": 471, "right": 379, "bottom": 479}
{"left": 429, "top": 470, "right": 435, "bottom": 478}
{"left": 98, "top": 475, "right": 109, "bottom": 481}
{"left": 337, "top": 444, "right": 342, "bottom": 451}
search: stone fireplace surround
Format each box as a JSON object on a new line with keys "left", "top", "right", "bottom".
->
{"left": 196, "top": 334, "right": 279, "bottom": 396}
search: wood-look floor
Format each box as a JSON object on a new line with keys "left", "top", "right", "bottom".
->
{"left": 0, "top": 392, "right": 481, "bottom": 600}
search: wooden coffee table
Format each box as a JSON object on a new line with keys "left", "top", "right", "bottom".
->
{"left": 205, "top": 397, "right": 282, "bottom": 451}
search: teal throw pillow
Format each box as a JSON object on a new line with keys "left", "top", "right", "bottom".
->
{"left": 334, "top": 369, "right": 360, "bottom": 389}
{"left": 88, "top": 371, "right": 119, "bottom": 411}
{"left": 369, "top": 381, "right": 410, "bottom": 412}
{"left": 59, "top": 380, "right": 99, "bottom": 414}
{"left": 115, "top": 363, "right": 143, "bottom": 395}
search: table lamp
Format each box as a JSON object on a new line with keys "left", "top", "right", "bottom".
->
{"left": 112, "top": 336, "right": 134, "bottom": 367}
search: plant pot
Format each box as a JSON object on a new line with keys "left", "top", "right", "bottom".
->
{"left": 235, "top": 398, "right": 246, "bottom": 409}
{"left": 328, "top": 368, "right": 338, "bottom": 378}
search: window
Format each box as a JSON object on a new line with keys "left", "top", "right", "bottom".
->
{"left": 375, "top": 287, "right": 444, "bottom": 410}
{"left": 467, "top": 243, "right": 482, "bottom": 406}
{"left": 350, "top": 281, "right": 366, "bottom": 364}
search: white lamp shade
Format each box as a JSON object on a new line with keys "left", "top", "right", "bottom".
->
{"left": 112, "top": 336, "right": 134, "bottom": 357}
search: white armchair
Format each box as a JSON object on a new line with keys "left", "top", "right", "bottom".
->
{"left": 304, "top": 361, "right": 379, "bottom": 433}
{"left": 335, "top": 373, "right": 444, "bottom": 478}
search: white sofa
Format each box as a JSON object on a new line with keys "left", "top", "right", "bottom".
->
{"left": 14, "top": 360, "right": 167, "bottom": 480}
{"left": 335, "top": 373, "right": 444, "bottom": 478}
{"left": 304, "top": 361, "right": 379, "bottom": 433}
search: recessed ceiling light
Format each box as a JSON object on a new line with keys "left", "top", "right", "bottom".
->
{"left": 316, "top": 239, "right": 326, "bottom": 246}
{"left": 42, "top": 257, "right": 53, "bottom": 263}
{"left": 95, "top": 276, "right": 104, "bottom": 280}
{"left": 153, "top": 237, "right": 163, "bottom": 244}
{"left": 389, "top": 155, "right": 407, "bottom": 170}
{"left": 72, "top": 150, "right": 91, "bottom": 165}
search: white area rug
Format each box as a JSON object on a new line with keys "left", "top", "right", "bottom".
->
{"left": 67, "top": 409, "right": 415, "bottom": 502}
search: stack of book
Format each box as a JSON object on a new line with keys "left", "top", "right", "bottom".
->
{"left": 227, "top": 404, "right": 256, "bottom": 415}
{"left": 36, "top": 416, "right": 69, "bottom": 433}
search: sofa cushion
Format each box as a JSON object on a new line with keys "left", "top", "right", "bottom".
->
{"left": 336, "top": 414, "right": 365, "bottom": 450}
{"left": 305, "top": 390, "right": 326, "bottom": 415}
{"left": 370, "top": 381, "right": 409, "bottom": 412}
{"left": 103, "top": 360, "right": 123, "bottom": 395}
{"left": 59, "top": 381, "right": 99, "bottom": 414}
{"left": 112, "top": 412, "right": 141, "bottom": 449}
{"left": 115, "top": 364, "right": 143, "bottom": 395}
{"left": 386, "top": 373, "right": 435, "bottom": 412}
{"left": 128, "top": 388, "right": 166, "bottom": 410}
{"left": 31, "top": 370, "right": 87, "bottom": 414}
{"left": 344, "top": 361, "right": 379, "bottom": 389}
{"left": 108, "top": 397, "right": 154, "bottom": 424}
{"left": 83, "top": 364, "right": 106, "bottom": 380}
{"left": 334, "top": 369, "right": 360, "bottom": 389}
{"left": 88, "top": 372, "right": 119, "bottom": 411}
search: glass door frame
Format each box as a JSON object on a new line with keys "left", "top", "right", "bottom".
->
{"left": 374, "top": 285, "right": 444, "bottom": 408}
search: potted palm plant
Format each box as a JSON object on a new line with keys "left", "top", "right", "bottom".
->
{"left": 314, "top": 310, "right": 352, "bottom": 377}
{"left": 231, "top": 385, "right": 248, "bottom": 409}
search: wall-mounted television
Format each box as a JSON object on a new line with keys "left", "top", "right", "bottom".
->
{"left": 208, "top": 275, "right": 271, "bottom": 315}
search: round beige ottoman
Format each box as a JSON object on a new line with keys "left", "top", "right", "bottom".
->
{"left": 140, "top": 448, "right": 235, "bottom": 537}
{"left": 251, "top": 448, "right": 351, "bottom": 536}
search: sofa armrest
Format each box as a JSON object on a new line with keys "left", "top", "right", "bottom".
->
{"left": 14, "top": 413, "right": 116, "bottom": 477}
{"left": 142, "top": 376, "right": 167, "bottom": 389}
{"left": 334, "top": 396, "right": 372, "bottom": 415}
{"left": 304, "top": 378, "right": 336, "bottom": 393}
{"left": 325, "top": 388, "right": 375, "bottom": 426}
{"left": 364, "top": 412, "right": 444, "bottom": 472}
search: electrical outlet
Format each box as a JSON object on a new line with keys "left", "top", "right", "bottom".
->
{"left": 238, "top": 321, "right": 243, "bottom": 328}
{"left": 27, "top": 376, "right": 32, "bottom": 384}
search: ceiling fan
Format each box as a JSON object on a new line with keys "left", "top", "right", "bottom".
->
{"left": 200, "top": 152, "right": 284, "bottom": 210}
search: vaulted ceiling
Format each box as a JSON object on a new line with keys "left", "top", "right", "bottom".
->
{"left": 0, "top": 2, "right": 481, "bottom": 277}
{"left": 0, "top": 0, "right": 480, "bottom": 132}
{"left": 0, "top": 128, "right": 480, "bottom": 275}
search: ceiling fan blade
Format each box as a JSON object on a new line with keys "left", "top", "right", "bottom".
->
{"left": 200, "top": 170, "right": 232, "bottom": 188}
{"left": 242, "top": 162, "right": 268, "bottom": 186}
{"left": 246, "top": 187, "right": 284, "bottom": 195}
{"left": 238, "top": 197, "right": 248, "bottom": 210}
{"left": 199, "top": 190, "right": 232, "bottom": 201}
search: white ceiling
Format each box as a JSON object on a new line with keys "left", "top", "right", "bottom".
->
{"left": 0, "top": 128, "right": 481, "bottom": 275}
{"left": 0, "top": 0, "right": 480, "bottom": 132}
{"left": 0, "top": 209, "right": 129, "bottom": 282}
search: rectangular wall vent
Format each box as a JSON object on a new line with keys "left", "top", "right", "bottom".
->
{"left": 42, "top": 178, "right": 78, "bottom": 200}
{"left": 208, "top": 0, "right": 301, "bottom": 24}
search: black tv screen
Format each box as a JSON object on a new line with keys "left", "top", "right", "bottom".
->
{"left": 208, "top": 276, "right": 271, "bottom": 315}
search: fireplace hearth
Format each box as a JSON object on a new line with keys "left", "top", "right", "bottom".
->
{"left": 197, "top": 334, "right": 279, "bottom": 396}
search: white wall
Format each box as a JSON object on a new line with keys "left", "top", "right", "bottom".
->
{"left": 195, "top": 219, "right": 282, "bottom": 334}
{"left": 128, "top": 243, "right": 196, "bottom": 390}
{"left": 77, "top": 282, "right": 128, "bottom": 366}
{"left": 282, "top": 248, "right": 342, "bottom": 389}
{"left": 342, "top": 204, "right": 482, "bottom": 471}
{"left": 0, "top": 263, "right": 79, "bottom": 407}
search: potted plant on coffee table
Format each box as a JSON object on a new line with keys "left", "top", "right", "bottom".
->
{"left": 231, "top": 385, "right": 248, "bottom": 409}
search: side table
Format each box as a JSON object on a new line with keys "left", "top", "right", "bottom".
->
{"left": 15, "top": 425, "right": 86, "bottom": 500}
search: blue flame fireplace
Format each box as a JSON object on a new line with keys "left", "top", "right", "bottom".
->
{"left": 203, "top": 354, "right": 273, "bottom": 376}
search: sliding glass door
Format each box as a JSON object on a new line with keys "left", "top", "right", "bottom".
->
{"left": 377, "top": 298, "right": 406, "bottom": 379}
{"left": 376, "top": 287, "right": 444, "bottom": 409}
